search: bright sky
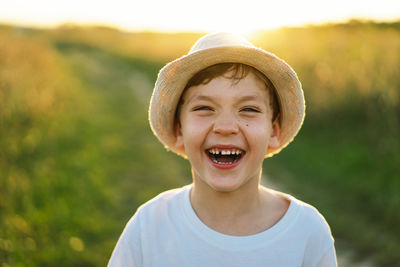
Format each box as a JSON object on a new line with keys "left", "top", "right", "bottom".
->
{"left": 1, "top": 0, "right": 399, "bottom": 33}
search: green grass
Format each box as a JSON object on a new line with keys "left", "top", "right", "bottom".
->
{"left": 1, "top": 22, "right": 400, "bottom": 266}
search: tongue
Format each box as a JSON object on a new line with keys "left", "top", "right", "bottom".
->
{"left": 217, "top": 155, "right": 233, "bottom": 163}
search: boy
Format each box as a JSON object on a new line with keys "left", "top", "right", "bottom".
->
{"left": 108, "top": 32, "right": 337, "bottom": 266}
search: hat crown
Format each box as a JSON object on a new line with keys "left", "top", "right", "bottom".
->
{"left": 189, "top": 32, "right": 255, "bottom": 54}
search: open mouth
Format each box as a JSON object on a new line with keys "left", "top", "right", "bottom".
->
{"left": 206, "top": 147, "right": 245, "bottom": 165}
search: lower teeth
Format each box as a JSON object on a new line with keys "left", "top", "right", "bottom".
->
{"left": 211, "top": 158, "right": 234, "bottom": 165}
{"left": 218, "top": 161, "right": 232, "bottom": 164}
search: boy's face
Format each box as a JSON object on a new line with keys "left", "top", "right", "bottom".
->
{"left": 175, "top": 71, "right": 280, "bottom": 193}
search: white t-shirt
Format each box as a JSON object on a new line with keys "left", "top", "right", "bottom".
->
{"left": 108, "top": 185, "right": 337, "bottom": 267}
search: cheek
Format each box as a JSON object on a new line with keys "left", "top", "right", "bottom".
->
{"left": 182, "top": 115, "right": 211, "bottom": 131}
{"left": 180, "top": 117, "right": 210, "bottom": 145}
{"left": 242, "top": 120, "right": 271, "bottom": 149}
{"left": 241, "top": 117, "right": 271, "bottom": 134}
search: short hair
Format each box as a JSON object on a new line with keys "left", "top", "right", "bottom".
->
{"left": 176, "top": 63, "right": 280, "bottom": 122}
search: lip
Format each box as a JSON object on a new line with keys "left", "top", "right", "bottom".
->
{"left": 205, "top": 145, "right": 246, "bottom": 170}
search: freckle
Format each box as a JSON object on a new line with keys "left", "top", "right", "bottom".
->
{"left": 246, "top": 124, "right": 249, "bottom": 126}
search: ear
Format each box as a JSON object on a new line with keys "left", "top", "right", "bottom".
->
{"left": 268, "top": 115, "right": 281, "bottom": 149}
{"left": 174, "top": 120, "right": 184, "bottom": 150}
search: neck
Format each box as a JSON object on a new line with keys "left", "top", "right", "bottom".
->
{"left": 190, "top": 172, "right": 263, "bottom": 226}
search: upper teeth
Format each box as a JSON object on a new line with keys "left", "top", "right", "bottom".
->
{"left": 208, "top": 148, "right": 243, "bottom": 155}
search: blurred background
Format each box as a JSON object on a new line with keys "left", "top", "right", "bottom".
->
{"left": 0, "top": 1, "right": 399, "bottom": 266}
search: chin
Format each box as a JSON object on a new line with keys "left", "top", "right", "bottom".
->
{"left": 208, "top": 179, "right": 244, "bottom": 193}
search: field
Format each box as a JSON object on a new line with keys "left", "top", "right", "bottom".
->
{"left": 0, "top": 21, "right": 399, "bottom": 266}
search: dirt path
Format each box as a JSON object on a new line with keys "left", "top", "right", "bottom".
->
{"left": 261, "top": 174, "right": 375, "bottom": 267}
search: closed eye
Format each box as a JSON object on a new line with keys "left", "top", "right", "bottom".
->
{"left": 192, "top": 106, "right": 213, "bottom": 112}
{"left": 240, "top": 107, "right": 261, "bottom": 113}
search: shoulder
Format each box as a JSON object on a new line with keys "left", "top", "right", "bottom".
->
{"left": 126, "top": 185, "right": 190, "bottom": 228}
{"left": 269, "top": 189, "right": 332, "bottom": 235}
{"left": 116, "top": 185, "right": 190, "bottom": 243}
{"left": 108, "top": 186, "right": 191, "bottom": 266}
{"left": 285, "top": 195, "right": 331, "bottom": 233}
{"left": 138, "top": 185, "right": 189, "bottom": 213}
{"left": 286, "top": 195, "right": 336, "bottom": 263}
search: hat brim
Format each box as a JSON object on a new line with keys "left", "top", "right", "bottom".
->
{"left": 149, "top": 45, "right": 305, "bottom": 158}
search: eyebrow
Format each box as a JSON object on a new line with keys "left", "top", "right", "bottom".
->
{"left": 187, "top": 94, "right": 263, "bottom": 103}
{"left": 185, "top": 94, "right": 215, "bottom": 104}
{"left": 237, "top": 95, "right": 262, "bottom": 102}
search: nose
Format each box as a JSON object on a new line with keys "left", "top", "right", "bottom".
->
{"left": 212, "top": 112, "right": 239, "bottom": 135}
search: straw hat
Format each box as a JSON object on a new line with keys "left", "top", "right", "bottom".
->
{"left": 149, "top": 32, "right": 305, "bottom": 158}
